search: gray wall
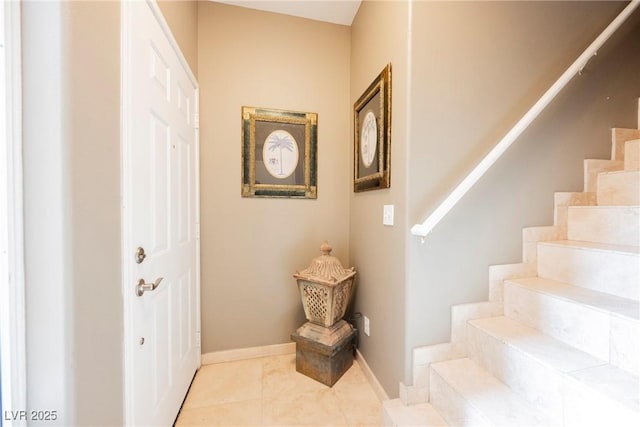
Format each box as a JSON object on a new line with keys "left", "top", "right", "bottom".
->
{"left": 405, "top": 0, "right": 639, "bottom": 384}
{"left": 22, "top": 1, "right": 123, "bottom": 425}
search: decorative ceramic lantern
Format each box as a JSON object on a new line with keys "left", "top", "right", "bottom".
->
{"left": 294, "top": 241, "right": 356, "bottom": 327}
{"left": 291, "top": 241, "right": 357, "bottom": 386}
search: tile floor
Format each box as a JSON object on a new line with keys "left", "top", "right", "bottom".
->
{"left": 174, "top": 353, "right": 383, "bottom": 426}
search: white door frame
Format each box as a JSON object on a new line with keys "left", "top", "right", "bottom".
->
{"left": 121, "top": 1, "right": 201, "bottom": 424}
{"left": 0, "top": 0, "right": 27, "bottom": 423}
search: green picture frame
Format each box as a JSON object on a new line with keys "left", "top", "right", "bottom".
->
{"left": 241, "top": 106, "right": 317, "bottom": 199}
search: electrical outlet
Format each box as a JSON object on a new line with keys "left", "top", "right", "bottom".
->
{"left": 363, "top": 315, "right": 370, "bottom": 336}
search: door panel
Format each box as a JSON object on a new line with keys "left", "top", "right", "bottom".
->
{"left": 123, "top": 1, "right": 200, "bottom": 425}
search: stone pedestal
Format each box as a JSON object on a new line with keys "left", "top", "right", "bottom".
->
{"left": 291, "top": 320, "right": 356, "bottom": 387}
{"left": 292, "top": 242, "right": 357, "bottom": 387}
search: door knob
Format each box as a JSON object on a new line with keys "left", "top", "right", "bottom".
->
{"left": 135, "top": 277, "right": 163, "bottom": 297}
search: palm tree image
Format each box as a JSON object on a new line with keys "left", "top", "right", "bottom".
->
{"left": 267, "top": 131, "right": 296, "bottom": 176}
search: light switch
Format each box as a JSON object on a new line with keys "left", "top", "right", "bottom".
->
{"left": 383, "top": 204, "right": 394, "bottom": 226}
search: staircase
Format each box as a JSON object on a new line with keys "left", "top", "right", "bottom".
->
{"left": 384, "top": 117, "right": 640, "bottom": 425}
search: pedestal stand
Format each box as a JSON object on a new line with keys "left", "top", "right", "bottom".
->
{"left": 291, "top": 319, "right": 355, "bottom": 387}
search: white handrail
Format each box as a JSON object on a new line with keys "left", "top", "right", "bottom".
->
{"left": 411, "top": 0, "right": 640, "bottom": 239}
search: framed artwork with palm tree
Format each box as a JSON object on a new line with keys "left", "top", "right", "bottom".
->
{"left": 241, "top": 106, "right": 318, "bottom": 198}
{"left": 354, "top": 63, "right": 391, "bottom": 192}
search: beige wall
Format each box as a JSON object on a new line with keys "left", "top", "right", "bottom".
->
{"left": 157, "top": 0, "right": 198, "bottom": 77}
{"left": 406, "top": 0, "right": 637, "bottom": 383}
{"left": 198, "top": 2, "right": 351, "bottom": 353}
{"left": 66, "top": 2, "right": 123, "bottom": 423}
{"left": 349, "top": 0, "right": 410, "bottom": 397}
{"left": 408, "top": 1, "right": 628, "bottom": 220}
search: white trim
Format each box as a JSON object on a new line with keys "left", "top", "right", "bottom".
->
{"left": 201, "top": 342, "right": 296, "bottom": 365}
{"left": 411, "top": 0, "right": 640, "bottom": 238}
{"left": 1, "top": 1, "right": 27, "bottom": 423}
{"left": 121, "top": 1, "right": 200, "bottom": 424}
{"left": 194, "top": 87, "right": 201, "bottom": 367}
{"left": 355, "top": 349, "right": 389, "bottom": 402}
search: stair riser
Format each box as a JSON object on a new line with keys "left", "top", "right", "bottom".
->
{"left": 382, "top": 408, "right": 394, "bottom": 426}
{"left": 612, "top": 128, "right": 640, "bottom": 161}
{"left": 554, "top": 192, "right": 596, "bottom": 228}
{"left": 568, "top": 206, "right": 640, "bottom": 246}
{"left": 382, "top": 399, "right": 448, "bottom": 427}
{"left": 537, "top": 244, "right": 640, "bottom": 301}
{"left": 625, "top": 139, "right": 640, "bottom": 171}
{"left": 597, "top": 171, "right": 640, "bottom": 206}
{"left": 429, "top": 369, "right": 492, "bottom": 427}
{"left": 430, "top": 358, "right": 552, "bottom": 426}
{"left": 489, "top": 263, "right": 536, "bottom": 303}
{"left": 583, "top": 160, "right": 623, "bottom": 193}
{"left": 610, "top": 315, "right": 640, "bottom": 376}
{"left": 412, "top": 342, "right": 467, "bottom": 393}
{"left": 503, "top": 282, "right": 610, "bottom": 361}
{"left": 522, "top": 226, "right": 566, "bottom": 265}
{"left": 466, "top": 324, "right": 564, "bottom": 424}
{"left": 563, "top": 376, "right": 640, "bottom": 427}
{"left": 450, "top": 301, "right": 503, "bottom": 344}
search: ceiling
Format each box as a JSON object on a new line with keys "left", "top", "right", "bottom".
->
{"left": 213, "top": 0, "right": 362, "bottom": 26}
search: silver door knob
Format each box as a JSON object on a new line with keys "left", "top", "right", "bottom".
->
{"left": 135, "top": 277, "right": 163, "bottom": 297}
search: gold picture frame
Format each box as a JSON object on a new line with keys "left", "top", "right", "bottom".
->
{"left": 241, "top": 106, "right": 317, "bottom": 198}
{"left": 354, "top": 63, "right": 392, "bottom": 192}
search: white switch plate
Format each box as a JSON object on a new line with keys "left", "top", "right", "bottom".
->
{"left": 363, "top": 315, "right": 370, "bottom": 336}
{"left": 383, "top": 204, "right": 394, "bottom": 226}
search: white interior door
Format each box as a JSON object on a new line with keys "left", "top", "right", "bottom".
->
{"left": 122, "top": 1, "right": 200, "bottom": 425}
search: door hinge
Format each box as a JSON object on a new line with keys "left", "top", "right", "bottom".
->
{"left": 194, "top": 113, "right": 200, "bottom": 130}
{"left": 195, "top": 331, "right": 201, "bottom": 347}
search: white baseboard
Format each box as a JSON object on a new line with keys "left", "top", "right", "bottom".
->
{"left": 201, "top": 342, "right": 295, "bottom": 365}
{"left": 355, "top": 349, "right": 389, "bottom": 402}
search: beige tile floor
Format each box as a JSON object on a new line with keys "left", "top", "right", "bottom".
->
{"left": 175, "top": 353, "right": 383, "bottom": 426}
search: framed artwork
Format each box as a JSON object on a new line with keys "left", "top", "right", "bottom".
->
{"left": 354, "top": 63, "right": 392, "bottom": 192}
{"left": 241, "top": 106, "right": 318, "bottom": 198}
